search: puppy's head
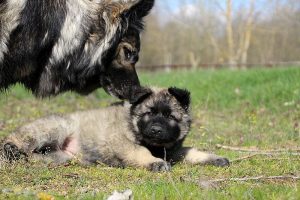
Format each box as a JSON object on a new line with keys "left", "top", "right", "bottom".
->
{"left": 130, "top": 87, "right": 192, "bottom": 147}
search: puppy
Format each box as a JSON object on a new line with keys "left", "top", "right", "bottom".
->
{"left": 3, "top": 87, "right": 229, "bottom": 171}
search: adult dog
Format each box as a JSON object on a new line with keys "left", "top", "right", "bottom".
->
{"left": 0, "top": 0, "right": 154, "bottom": 99}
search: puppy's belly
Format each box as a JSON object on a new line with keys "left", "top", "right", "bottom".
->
{"left": 62, "top": 136, "right": 80, "bottom": 157}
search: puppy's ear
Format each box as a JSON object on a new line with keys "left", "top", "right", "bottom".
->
{"left": 123, "top": 0, "right": 155, "bottom": 19}
{"left": 168, "top": 87, "right": 191, "bottom": 110}
{"left": 129, "top": 87, "right": 152, "bottom": 105}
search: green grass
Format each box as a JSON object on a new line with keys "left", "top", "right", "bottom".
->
{"left": 1, "top": 67, "right": 300, "bottom": 199}
{"left": 140, "top": 67, "right": 300, "bottom": 111}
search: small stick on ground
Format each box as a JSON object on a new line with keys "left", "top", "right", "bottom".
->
{"left": 260, "top": 157, "right": 300, "bottom": 161}
{"left": 230, "top": 154, "right": 261, "bottom": 163}
{"left": 183, "top": 175, "right": 300, "bottom": 189}
{"left": 216, "top": 144, "right": 300, "bottom": 155}
{"left": 231, "top": 154, "right": 300, "bottom": 163}
{"left": 208, "top": 175, "right": 300, "bottom": 183}
{"left": 63, "top": 173, "right": 80, "bottom": 179}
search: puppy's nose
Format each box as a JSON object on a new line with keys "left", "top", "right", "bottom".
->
{"left": 151, "top": 126, "right": 163, "bottom": 135}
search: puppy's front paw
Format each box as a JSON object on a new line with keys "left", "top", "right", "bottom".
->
{"left": 3, "top": 142, "right": 27, "bottom": 161}
{"left": 149, "top": 161, "right": 171, "bottom": 172}
{"left": 211, "top": 157, "right": 230, "bottom": 167}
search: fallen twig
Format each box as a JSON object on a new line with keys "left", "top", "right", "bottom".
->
{"left": 260, "top": 157, "right": 300, "bottom": 161}
{"left": 216, "top": 144, "right": 300, "bottom": 155}
{"left": 230, "top": 154, "right": 261, "bottom": 163}
{"left": 182, "top": 175, "right": 300, "bottom": 189}
{"left": 232, "top": 155, "right": 300, "bottom": 163}
{"left": 63, "top": 173, "right": 80, "bottom": 179}
{"left": 207, "top": 175, "right": 300, "bottom": 183}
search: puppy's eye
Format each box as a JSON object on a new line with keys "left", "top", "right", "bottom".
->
{"left": 168, "top": 115, "right": 177, "bottom": 121}
{"left": 144, "top": 111, "right": 153, "bottom": 116}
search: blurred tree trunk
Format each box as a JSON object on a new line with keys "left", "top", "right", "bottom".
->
{"left": 225, "top": 0, "right": 237, "bottom": 68}
{"left": 225, "top": 0, "right": 256, "bottom": 68}
{"left": 189, "top": 52, "right": 200, "bottom": 69}
{"left": 240, "top": 0, "right": 255, "bottom": 68}
{"left": 139, "top": 0, "right": 300, "bottom": 68}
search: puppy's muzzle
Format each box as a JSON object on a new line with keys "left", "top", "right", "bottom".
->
{"left": 150, "top": 125, "right": 163, "bottom": 135}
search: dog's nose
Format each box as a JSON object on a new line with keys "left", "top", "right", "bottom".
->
{"left": 151, "top": 126, "right": 163, "bottom": 135}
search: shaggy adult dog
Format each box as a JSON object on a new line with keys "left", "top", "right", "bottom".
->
{"left": 0, "top": 0, "right": 154, "bottom": 98}
{"left": 3, "top": 87, "right": 229, "bottom": 171}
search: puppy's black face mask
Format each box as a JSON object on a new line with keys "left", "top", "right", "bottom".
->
{"left": 129, "top": 87, "right": 191, "bottom": 147}
{"left": 137, "top": 101, "right": 181, "bottom": 145}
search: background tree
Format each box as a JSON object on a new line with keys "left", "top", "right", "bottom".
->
{"left": 139, "top": 0, "right": 300, "bottom": 68}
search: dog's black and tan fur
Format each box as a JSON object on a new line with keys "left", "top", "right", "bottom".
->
{"left": 3, "top": 87, "right": 229, "bottom": 171}
{"left": 0, "top": 0, "right": 154, "bottom": 98}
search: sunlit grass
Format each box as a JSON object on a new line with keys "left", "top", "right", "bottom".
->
{"left": 1, "top": 67, "right": 300, "bottom": 199}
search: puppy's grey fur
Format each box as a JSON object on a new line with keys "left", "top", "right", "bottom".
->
{"left": 3, "top": 87, "right": 229, "bottom": 171}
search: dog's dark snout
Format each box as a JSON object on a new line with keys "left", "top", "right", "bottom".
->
{"left": 103, "top": 77, "right": 111, "bottom": 85}
{"left": 151, "top": 125, "right": 163, "bottom": 135}
{"left": 130, "top": 52, "right": 139, "bottom": 64}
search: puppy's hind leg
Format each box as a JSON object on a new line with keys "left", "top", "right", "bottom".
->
{"left": 3, "top": 142, "right": 28, "bottom": 162}
{"left": 3, "top": 115, "right": 76, "bottom": 163}
{"left": 170, "top": 147, "right": 230, "bottom": 167}
{"left": 3, "top": 131, "right": 61, "bottom": 163}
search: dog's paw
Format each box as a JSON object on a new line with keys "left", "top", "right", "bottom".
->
{"left": 211, "top": 157, "right": 230, "bottom": 167}
{"left": 149, "top": 161, "right": 171, "bottom": 172}
{"left": 3, "top": 142, "right": 27, "bottom": 161}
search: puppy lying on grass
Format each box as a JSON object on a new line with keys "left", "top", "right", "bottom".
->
{"left": 3, "top": 87, "right": 229, "bottom": 171}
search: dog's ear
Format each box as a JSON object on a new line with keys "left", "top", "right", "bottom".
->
{"left": 168, "top": 87, "right": 191, "bottom": 110}
{"left": 102, "top": 0, "right": 154, "bottom": 23}
{"left": 129, "top": 86, "right": 152, "bottom": 105}
{"left": 124, "top": 0, "right": 155, "bottom": 19}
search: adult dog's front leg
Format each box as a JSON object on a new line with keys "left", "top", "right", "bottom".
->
{"left": 171, "top": 147, "right": 230, "bottom": 167}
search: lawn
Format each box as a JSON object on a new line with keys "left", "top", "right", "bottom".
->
{"left": 0, "top": 67, "right": 300, "bottom": 199}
